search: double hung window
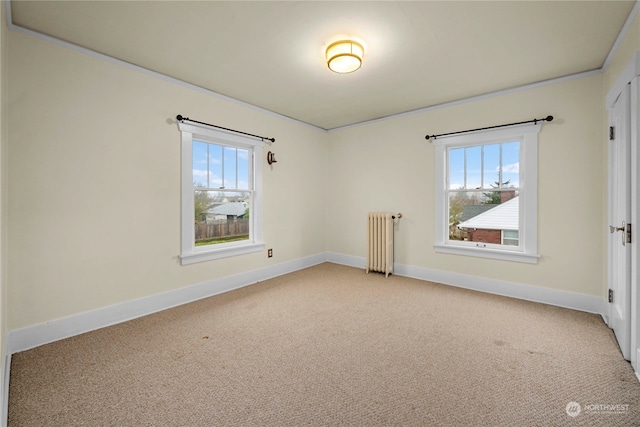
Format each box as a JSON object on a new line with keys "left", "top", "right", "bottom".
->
{"left": 433, "top": 123, "right": 540, "bottom": 263}
{"left": 179, "top": 121, "right": 264, "bottom": 264}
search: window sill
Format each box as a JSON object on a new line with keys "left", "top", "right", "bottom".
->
{"left": 181, "top": 242, "right": 265, "bottom": 265}
{"left": 434, "top": 244, "right": 539, "bottom": 264}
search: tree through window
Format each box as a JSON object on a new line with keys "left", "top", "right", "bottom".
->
{"left": 179, "top": 121, "right": 264, "bottom": 265}
{"left": 448, "top": 141, "right": 519, "bottom": 245}
{"left": 433, "top": 122, "right": 540, "bottom": 263}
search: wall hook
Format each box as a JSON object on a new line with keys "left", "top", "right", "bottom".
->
{"left": 267, "top": 151, "right": 277, "bottom": 165}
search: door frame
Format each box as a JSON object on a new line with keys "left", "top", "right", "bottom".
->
{"left": 631, "top": 76, "right": 640, "bottom": 374}
{"left": 608, "top": 83, "right": 632, "bottom": 361}
{"left": 606, "top": 52, "right": 640, "bottom": 375}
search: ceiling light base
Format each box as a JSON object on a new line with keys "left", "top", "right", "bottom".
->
{"left": 326, "top": 40, "right": 364, "bottom": 74}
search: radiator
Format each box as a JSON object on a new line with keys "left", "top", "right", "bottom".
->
{"left": 366, "top": 212, "right": 395, "bottom": 277}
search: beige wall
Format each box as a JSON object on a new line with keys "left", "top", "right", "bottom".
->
{"left": 328, "top": 74, "right": 606, "bottom": 297}
{"left": 7, "top": 9, "right": 637, "bottom": 331}
{"left": 1, "top": 0, "right": 8, "bottom": 364}
{"left": 7, "top": 31, "right": 328, "bottom": 330}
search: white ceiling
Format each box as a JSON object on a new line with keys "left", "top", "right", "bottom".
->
{"left": 9, "top": 1, "right": 637, "bottom": 130}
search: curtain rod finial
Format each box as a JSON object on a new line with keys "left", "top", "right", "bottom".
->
{"left": 545, "top": 115, "right": 553, "bottom": 122}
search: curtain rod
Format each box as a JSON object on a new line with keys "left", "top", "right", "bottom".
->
{"left": 425, "top": 115, "right": 553, "bottom": 141}
{"left": 176, "top": 115, "right": 275, "bottom": 143}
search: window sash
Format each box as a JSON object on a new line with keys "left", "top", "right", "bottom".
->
{"left": 179, "top": 122, "right": 264, "bottom": 264}
{"left": 447, "top": 141, "right": 520, "bottom": 191}
{"left": 193, "top": 140, "right": 252, "bottom": 191}
{"left": 433, "top": 122, "right": 540, "bottom": 264}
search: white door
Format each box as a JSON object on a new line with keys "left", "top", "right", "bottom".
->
{"left": 608, "top": 83, "right": 632, "bottom": 361}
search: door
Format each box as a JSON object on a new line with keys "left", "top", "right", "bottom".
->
{"left": 608, "top": 83, "right": 632, "bottom": 361}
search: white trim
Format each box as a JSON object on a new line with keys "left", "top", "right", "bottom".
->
{"left": 4, "top": 2, "right": 322, "bottom": 133}
{"left": 180, "top": 243, "right": 265, "bottom": 265}
{"left": 433, "top": 122, "right": 541, "bottom": 263}
{"left": 327, "top": 252, "right": 606, "bottom": 315}
{"left": 3, "top": 0, "right": 603, "bottom": 133}
{"left": 7, "top": 251, "right": 608, "bottom": 354}
{"left": 602, "top": 1, "right": 640, "bottom": 71}
{"left": 6, "top": 253, "right": 329, "bottom": 354}
{"left": 605, "top": 54, "right": 640, "bottom": 373}
{"left": 631, "top": 75, "right": 640, "bottom": 377}
{"left": 328, "top": 70, "right": 600, "bottom": 132}
{"left": 606, "top": 51, "right": 640, "bottom": 109}
{"left": 607, "top": 84, "right": 632, "bottom": 360}
{"left": 179, "top": 121, "right": 264, "bottom": 264}
{"left": 432, "top": 244, "right": 539, "bottom": 264}
{"left": 632, "top": 75, "right": 640, "bottom": 380}
{"left": 4, "top": 1, "right": 11, "bottom": 30}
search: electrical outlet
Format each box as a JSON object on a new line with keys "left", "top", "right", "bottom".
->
{"left": 267, "top": 248, "right": 273, "bottom": 258}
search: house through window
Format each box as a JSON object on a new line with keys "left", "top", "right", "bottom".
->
{"left": 433, "top": 122, "right": 540, "bottom": 263}
{"left": 179, "top": 121, "right": 264, "bottom": 265}
{"left": 448, "top": 141, "right": 520, "bottom": 245}
{"left": 193, "top": 141, "right": 251, "bottom": 247}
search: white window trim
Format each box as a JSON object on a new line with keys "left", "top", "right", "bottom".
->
{"left": 433, "top": 123, "right": 540, "bottom": 264}
{"left": 179, "top": 122, "right": 264, "bottom": 265}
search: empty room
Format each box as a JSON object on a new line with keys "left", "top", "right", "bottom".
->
{"left": 2, "top": 0, "right": 640, "bottom": 425}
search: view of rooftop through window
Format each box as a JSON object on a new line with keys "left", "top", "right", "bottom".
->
{"left": 448, "top": 141, "right": 520, "bottom": 245}
{"left": 192, "top": 140, "right": 251, "bottom": 246}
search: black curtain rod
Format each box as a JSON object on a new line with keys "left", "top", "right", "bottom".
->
{"left": 176, "top": 115, "right": 275, "bottom": 143}
{"left": 425, "top": 115, "right": 553, "bottom": 141}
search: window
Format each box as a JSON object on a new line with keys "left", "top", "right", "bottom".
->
{"left": 179, "top": 121, "right": 264, "bottom": 265}
{"left": 502, "top": 230, "right": 519, "bottom": 246}
{"left": 433, "top": 123, "right": 540, "bottom": 263}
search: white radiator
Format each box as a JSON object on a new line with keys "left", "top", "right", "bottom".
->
{"left": 366, "top": 212, "right": 395, "bottom": 277}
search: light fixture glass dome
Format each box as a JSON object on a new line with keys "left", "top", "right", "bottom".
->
{"left": 326, "top": 40, "right": 364, "bottom": 74}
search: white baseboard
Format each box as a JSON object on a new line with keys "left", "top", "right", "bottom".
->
{"left": 5, "top": 251, "right": 608, "bottom": 388}
{"left": 2, "top": 251, "right": 612, "bottom": 425}
{"left": 327, "top": 252, "right": 607, "bottom": 316}
{"left": 6, "top": 253, "right": 328, "bottom": 355}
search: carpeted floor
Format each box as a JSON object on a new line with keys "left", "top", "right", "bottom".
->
{"left": 8, "top": 263, "right": 640, "bottom": 426}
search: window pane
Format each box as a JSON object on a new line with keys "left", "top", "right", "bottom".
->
{"left": 208, "top": 144, "right": 223, "bottom": 189}
{"left": 194, "top": 190, "right": 251, "bottom": 247}
{"left": 465, "top": 146, "right": 482, "bottom": 189}
{"left": 237, "top": 148, "right": 249, "bottom": 190}
{"left": 482, "top": 144, "right": 501, "bottom": 189}
{"left": 224, "top": 147, "right": 237, "bottom": 189}
{"left": 449, "top": 148, "right": 465, "bottom": 189}
{"left": 501, "top": 141, "right": 520, "bottom": 187}
{"left": 448, "top": 191, "right": 491, "bottom": 241}
{"left": 192, "top": 141, "right": 209, "bottom": 187}
{"left": 502, "top": 230, "right": 519, "bottom": 246}
{"left": 449, "top": 190, "right": 519, "bottom": 245}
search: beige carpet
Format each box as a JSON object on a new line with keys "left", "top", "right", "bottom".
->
{"left": 8, "top": 263, "right": 640, "bottom": 426}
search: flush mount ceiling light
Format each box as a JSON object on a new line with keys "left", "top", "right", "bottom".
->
{"left": 326, "top": 40, "right": 364, "bottom": 74}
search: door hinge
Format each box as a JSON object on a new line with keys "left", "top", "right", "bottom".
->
{"left": 609, "top": 289, "right": 614, "bottom": 303}
{"left": 610, "top": 126, "right": 615, "bottom": 141}
{"left": 627, "top": 223, "right": 632, "bottom": 244}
